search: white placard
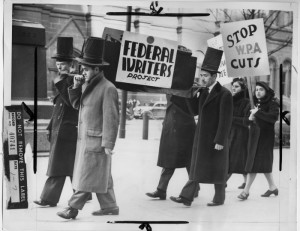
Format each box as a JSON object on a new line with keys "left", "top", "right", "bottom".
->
{"left": 116, "top": 31, "right": 178, "bottom": 88}
{"left": 220, "top": 18, "right": 270, "bottom": 77}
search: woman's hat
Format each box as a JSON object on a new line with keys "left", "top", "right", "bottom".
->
{"left": 51, "top": 37, "right": 74, "bottom": 61}
{"left": 75, "top": 37, "right": 109, "bottom": 66}
{"left": 256, "top": 81, "right": 275, "bottom": 97}
{"left": 201, "top": 47, "right": 223, "bottom": 74}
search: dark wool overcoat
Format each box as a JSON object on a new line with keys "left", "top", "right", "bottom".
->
{"left": 245, "top": 93, "right": 279, "bottom": 173}
{"left": 68, "top": 73, "right": 119, "bottom": 193}
{"left": 189, "top": 82, "right": 233, "bottom": 184}
{"left": 228, "top": 91, "right": 251, "bottom": 174}
{"left": 157, "top": 95, "right": 196, "bottom": 168}
{"left": 46, "top": 75, "right": 78, "bottom": 177}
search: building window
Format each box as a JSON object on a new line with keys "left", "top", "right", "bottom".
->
{"left": 283, "top": 60, "right": 291, "bottom": 98}
{"left": 269, "top": 58, "right": 277, "bottom": 90}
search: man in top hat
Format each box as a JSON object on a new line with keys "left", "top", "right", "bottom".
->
{"left": 57, "top": 37, "right": 119, "bottom": 219}
{"left": 170, "top": 47, "right": 233, "bottom": 207}
{"left": 34, "top": 37, "right": 80, "bottom": 207}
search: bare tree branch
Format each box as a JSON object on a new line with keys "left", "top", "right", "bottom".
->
{"left": 220, "top": 9, "right": 233, "bottom": 22}
{"left": 208, "top": 9, "right": 218, "bottom": 21}
{"left": 264, "top": 10, "right": 277, "bottom": 24}
{"left": 268, "top": 37, "right": 293, "bottom": 56}
{"left": 265, "top": 11, "right": 281, "bottom": 34}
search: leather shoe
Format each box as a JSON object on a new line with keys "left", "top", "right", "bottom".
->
{"left": 261, "top": 188, "right": 278, "bottom": 197}
{"left": 146, "top": 190, "right": 166, "bottom": 200}
{"left": 207, "top": 201, "right": 224, "bottom": 206}
{"left": 57, "top": 207, "right": 78, "bottom": 219}
{"left": 194, "top": 191, "right": 199, "bottom": 198}
{"left": 237, "top": 191, "right": 249, "bottom": 200}
{"left": 170, "top": 196, "right": 191, "bottom": 206}
{"left": 92, "top": 207, "right": 119, "bottom": 216}
{"left": 33, "top": 200, "right": 57, "bottom": 207}
{"left": 238, "top": 183, "right": 246, "bottom": 189}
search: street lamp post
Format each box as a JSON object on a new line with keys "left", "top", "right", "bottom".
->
{"left": 119, "top": 6, "right": 132, "bottom": 138}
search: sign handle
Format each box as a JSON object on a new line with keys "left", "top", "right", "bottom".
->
{"left": 246, "top": 76, "right": 254, "bottom": 109}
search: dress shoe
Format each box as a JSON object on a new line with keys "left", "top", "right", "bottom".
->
{"left": 194, "top": 191, "right": 199, "bottom": 198}
{"left": 92, "top": 207, "right": 119, "bottom": 216}
{"left": 170, "top": 196, "right": 191, "bottom": 206}
{"left": 146, "top": 190, "right": 166, "bottom": 200}
{"left": 57, "top": 207, "right": 78, "bottom": 219}
{"left": 238, "top": 183, "right": 246, "bottom": 189}
{"left": 261, "top": 188, "right": 279, "bottom": 197}
{"left": 33, "top": 200, "right": 57, "bottom": 207}
{"left": 237, "top": 191, "right": 249, "bottom": 200}
{"left": 207, "top": 202, "right": 224, "bottom": 206}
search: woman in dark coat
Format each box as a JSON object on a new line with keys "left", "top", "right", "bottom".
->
{"left": 238, "top": 81, "right": 279, "bottom": 200}
{"left": 146, "top": 94, "right": 198, "bottom": 199}
{"left": 227, "top": 78, "right": 251, "bottom": 189}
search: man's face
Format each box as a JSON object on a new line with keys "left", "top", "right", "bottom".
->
{"left": 56, "top": 61, "right": 71, "bottom": 74}
{"left": 82, "top": 65, "right": 99, "bottom": 82}
{"left": 199, "top": 70, "right": 217, "bottom": 88}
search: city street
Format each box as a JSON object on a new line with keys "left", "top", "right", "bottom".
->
{"left": 2, "top": 119, "right": 295, "bottom": 231}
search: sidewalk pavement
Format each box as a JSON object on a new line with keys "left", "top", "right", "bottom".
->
{"left": 2, "top": 119, "right": 296, "bottom": 231}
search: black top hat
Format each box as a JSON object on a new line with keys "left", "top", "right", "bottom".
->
{"left": 75, "top": 37, "right": 109, "bottom": 66}
{"left": 51, "top": 37, "right": 74, "bottom": 61}
{"left": 201, "top": 47, "right": 223, "bottom": 74}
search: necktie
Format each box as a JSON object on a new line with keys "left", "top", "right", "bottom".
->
{"left": 201, "top": 87, "right": 209, "bottom": 100}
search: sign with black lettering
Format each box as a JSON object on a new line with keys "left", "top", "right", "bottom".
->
{"left": 3, "top": 106, "right": 28, "bottom": 209}
{"left": 220, "top": 18, "right": 270, "bottom": 77}
{"left": 116, "top": 31, "right": 178, "bottom": 88}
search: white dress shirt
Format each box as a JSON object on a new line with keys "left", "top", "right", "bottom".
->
{"left": 208, "top": 81, "right": 218, "bottom": 93}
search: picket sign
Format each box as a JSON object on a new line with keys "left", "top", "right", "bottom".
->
{"left": 102, "top": 27, "right": 196, "bottom": 94}
{"left": 116, "top": 31, "right": 178, "bottom": 88}
{"left": 220, "top": 18, "right": 270, "bottom": 77}
{"left": 220, "top": 18, "right": 270, "bottom": 106}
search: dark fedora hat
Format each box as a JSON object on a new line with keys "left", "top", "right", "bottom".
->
{"left": 75, "top": 37, "right": 109, "bottom": 66}
{"left": 201, "top": 47, "right": 223, "bottom": 74}
{"left": 51, "top": 37, "right": 74, "bottom": 61}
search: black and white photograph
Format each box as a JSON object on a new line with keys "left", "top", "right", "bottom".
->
{"left": 0, "top": 0, "right": 299, "bottom": 231}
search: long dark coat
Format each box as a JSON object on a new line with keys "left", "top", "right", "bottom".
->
{"left": 46, "top": 75, "right": 78, "bottom": 177}
{"left": 245, "top": 94, "right": 279, "bottom": 173}
{"left": 68, "top": 73, "right": 119, "bottom": 193}
{"left": 228, "top": 91, "right": 251, "bottom": 174}
{"left": 189, "top": 82, "right": 233, "bottom": 184}
{"left": 157, "top": 95, "right": 196, "bottom": 168}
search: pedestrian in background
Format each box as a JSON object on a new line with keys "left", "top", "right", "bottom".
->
{"left": 146, "top": 94, "right": 199, "bottom": 200}
{"left": 57, "top": 37, "right": 119, "bottom": 219}
{"left": 227, "top": 78, "right": 251, "bottom": 189}
{"left": 170, "top": 47, "right": 233, "bottom": 207}
{"left": 34, "top": 37, "right": 79, "bottom": 207}
{"left": 238, "top": 81, "right": 279, "bottom": 200}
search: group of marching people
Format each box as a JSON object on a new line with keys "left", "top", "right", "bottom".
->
{"left": 146, "top": 47, "right": 280, "bottom": 206}
{"left": 33, "top": 36, "right": 280, "bottom": 220}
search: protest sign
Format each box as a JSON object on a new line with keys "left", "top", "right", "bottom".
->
{"left": 207, "top": 35, "right": 232, "bottom": 85}
{"left": 116, "top": 31, "right": 178, "bottom": 88}
{"left": 220, "top": 18, "right": 270, "bottom": 77}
